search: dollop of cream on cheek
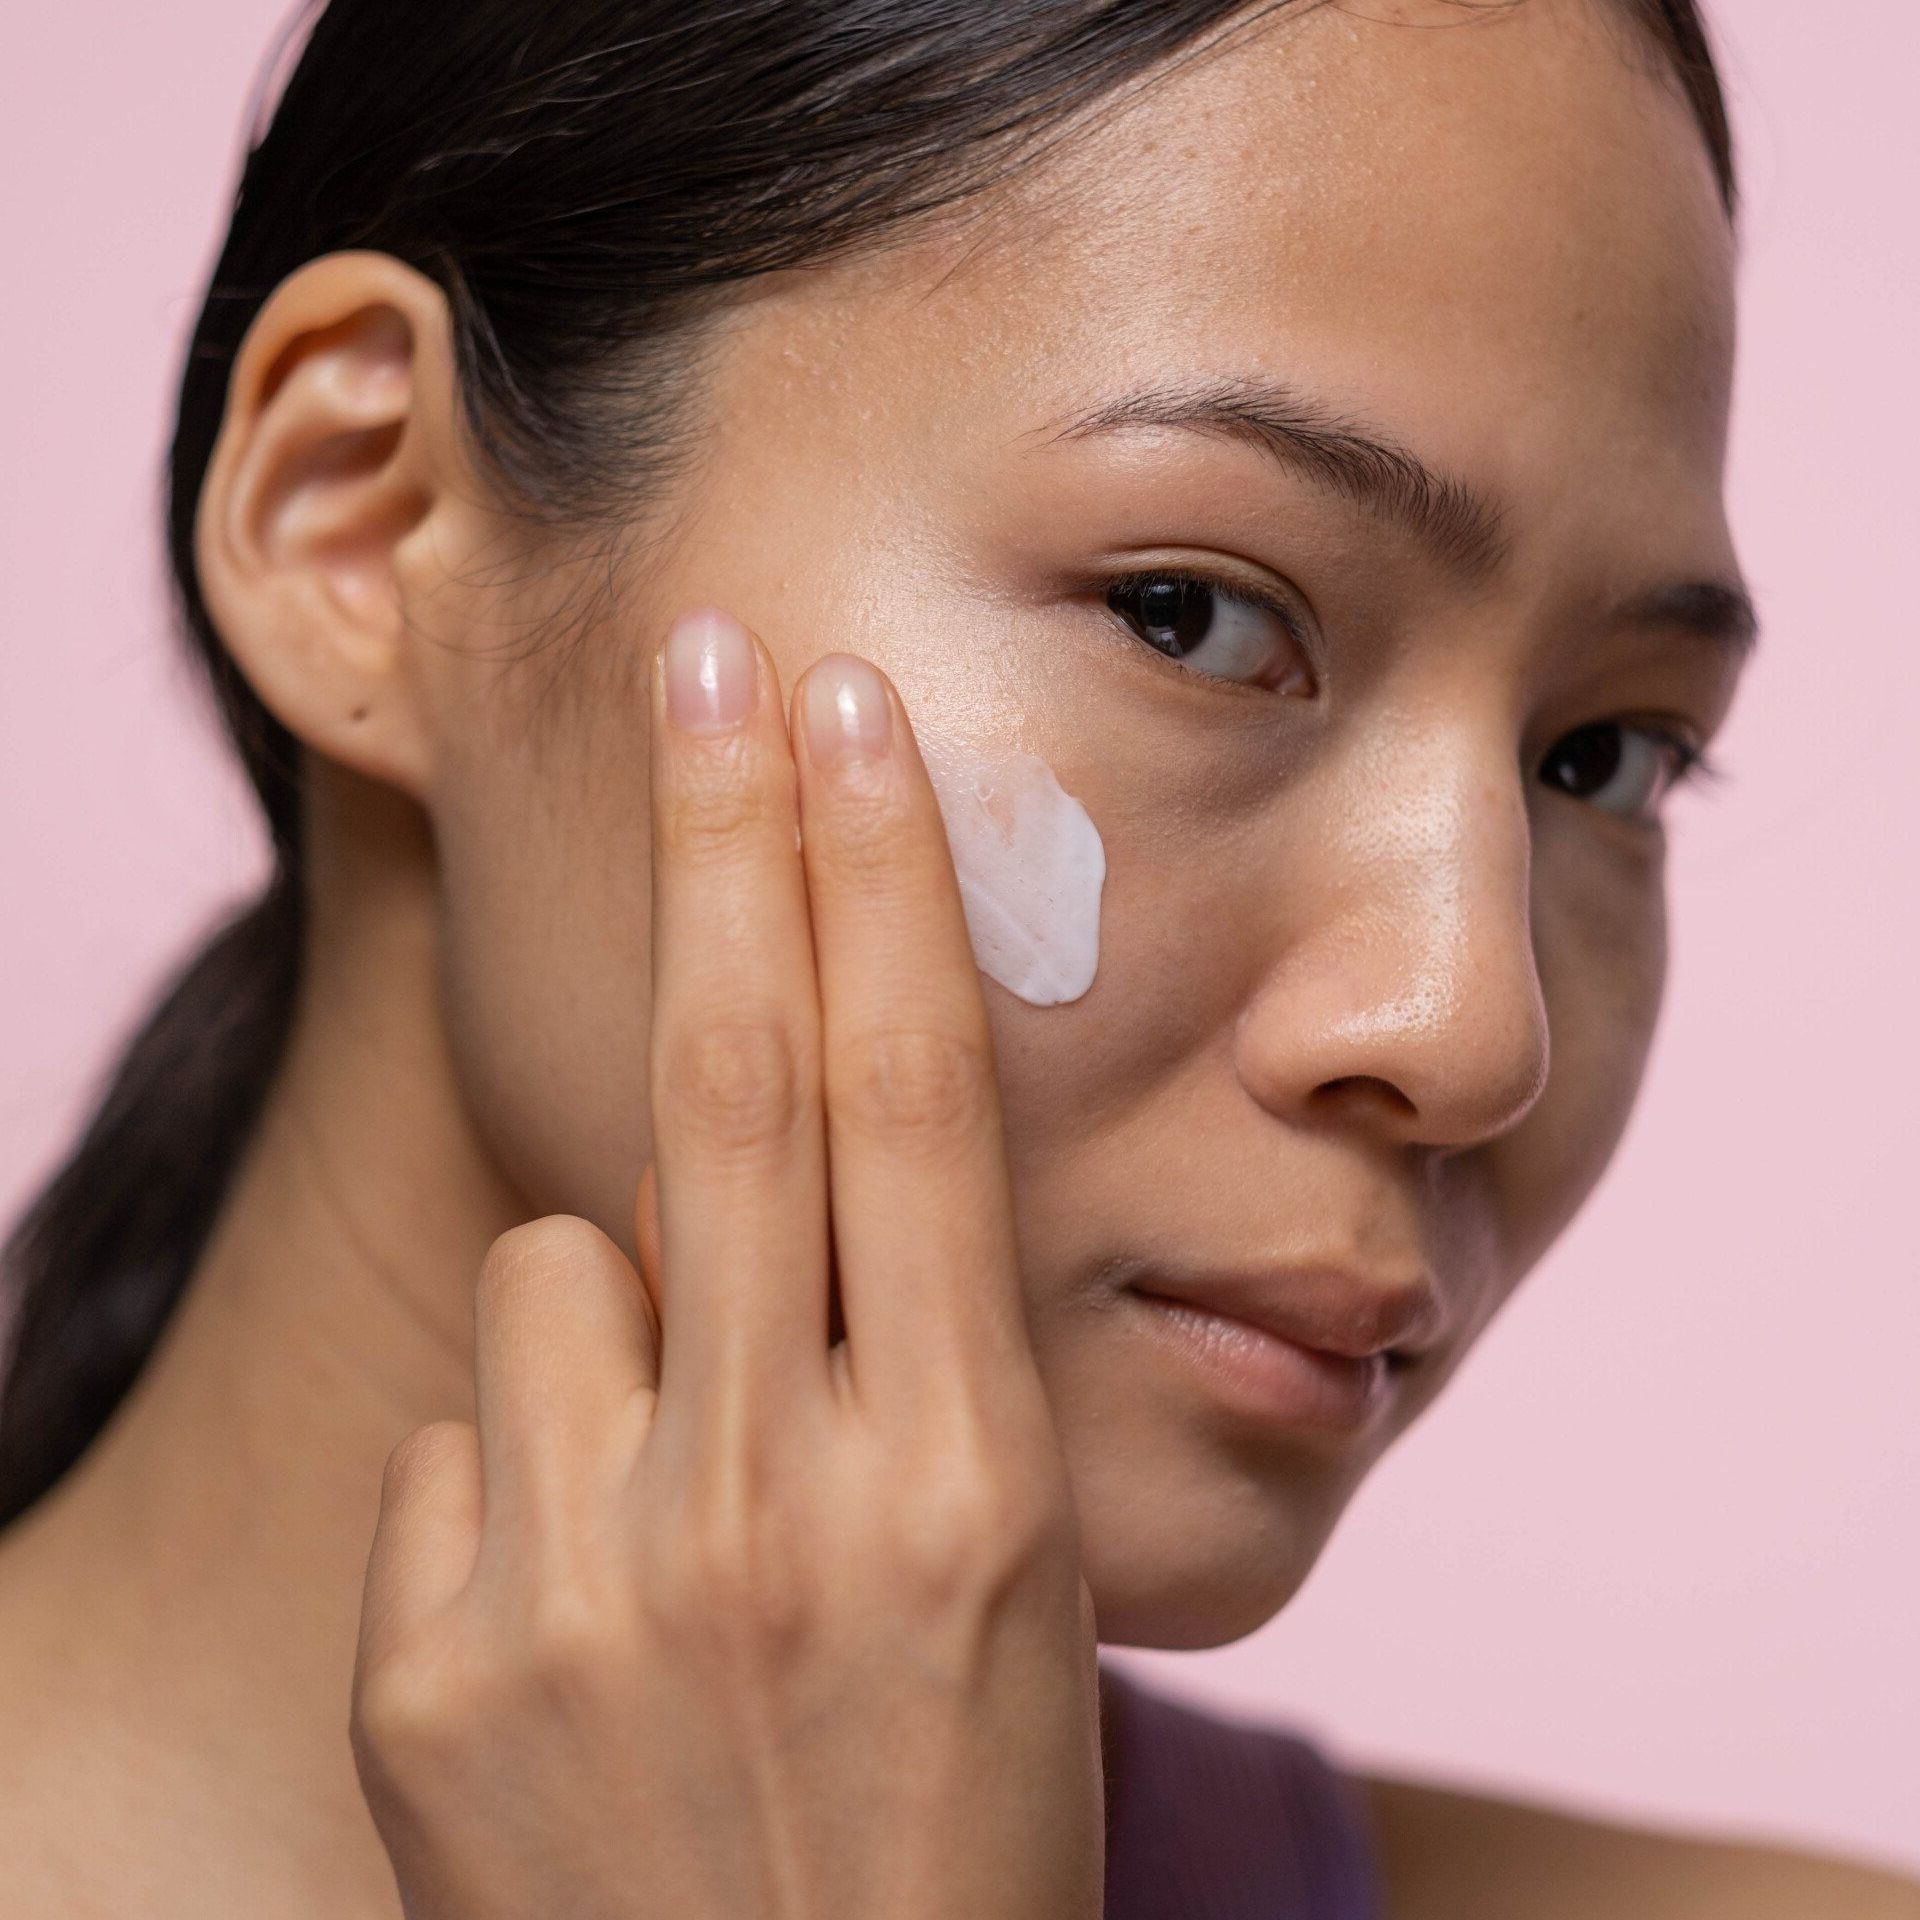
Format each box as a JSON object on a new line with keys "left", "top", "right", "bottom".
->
{"left": 918, "top": 742, "right": 1106, "bottom": 1007}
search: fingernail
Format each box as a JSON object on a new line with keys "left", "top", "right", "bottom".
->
{"left": 804, "top": 654, "right": 893, "bottom": 767}
{"left": 664, "top": 608, "right": 757, "bottom": 734}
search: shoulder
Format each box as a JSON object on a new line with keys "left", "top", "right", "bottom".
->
{"left": 1354, "top": 1770, "right": 1920, "bottom": 1920}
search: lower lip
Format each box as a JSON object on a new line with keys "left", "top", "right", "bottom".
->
{"left": 1127, "top": 1290, "right": 1390, "bottom": 1435}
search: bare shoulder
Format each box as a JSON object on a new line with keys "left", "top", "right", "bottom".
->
{"left": 1354, "top": 1769, "right": 1920, "bottom": 1920}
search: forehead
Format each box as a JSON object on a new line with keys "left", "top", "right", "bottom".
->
{"left": 730, "top": 0, "right": 1736, "bottom": 544}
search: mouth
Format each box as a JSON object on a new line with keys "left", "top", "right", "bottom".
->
{"left": 1119, "top": 1261, "right": 1442, "bottom": 1437}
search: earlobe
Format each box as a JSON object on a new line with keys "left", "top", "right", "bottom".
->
{"left": 194, "top": 252, "right": 463, "bottom": 800}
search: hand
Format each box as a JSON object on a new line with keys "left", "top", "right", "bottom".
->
{"left": 349, "top": 608, "right": 1107, "bottom": 1920}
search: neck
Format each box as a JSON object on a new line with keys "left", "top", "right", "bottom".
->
{"left": 0, "top": 774, "right": 523, "bottom": 1894}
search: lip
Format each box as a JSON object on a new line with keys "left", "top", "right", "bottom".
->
{"left": 1120, "top": 1262, "right": 1443, "bottom": 1435}
{"left": 1131, "top": 1263, "right": 1444, "bottom": 1362}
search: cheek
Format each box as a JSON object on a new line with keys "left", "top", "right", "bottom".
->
{"left": 966, "top": 755, "right": 1272, "bottom": 1275}
{"left": 431, "top": 694, "right": 659, "bottom": 1254}
{"left": 1489, "top": 826, "right": 1671, "bottom": 1275}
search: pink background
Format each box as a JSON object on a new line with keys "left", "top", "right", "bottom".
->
{"left": 3, "top": 0, "right": 1915, "bottom": 1876}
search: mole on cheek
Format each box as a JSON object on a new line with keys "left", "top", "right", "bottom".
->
{"left": 920, "top": 741, "right": 1106, "bottom": 1008}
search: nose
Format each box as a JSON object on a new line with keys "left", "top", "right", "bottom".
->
{"left": 1231, "top": 729, "right": 1551, "bottom": 1152}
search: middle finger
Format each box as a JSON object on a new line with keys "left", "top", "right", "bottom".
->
{"left": 790, "top": 652, "right": 1035, "bottom": 1433}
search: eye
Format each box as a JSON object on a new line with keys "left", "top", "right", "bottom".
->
{"left": 1105, "top": 569, "right": 1314, "bottom": 694}
{"left": 1537, "top": 720, "right": 1711, "bottom": 823}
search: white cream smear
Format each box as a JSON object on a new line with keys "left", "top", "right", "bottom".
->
{"left": 920, "top": 744, "right": 1106, "bottom": 1007}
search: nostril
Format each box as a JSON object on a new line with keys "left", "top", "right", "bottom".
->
{"left": 1312, "top": 1074, "right": 1418, "bottom": 1119}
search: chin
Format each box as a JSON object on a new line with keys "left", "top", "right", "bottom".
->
{"left": 1078, "top": 1471, "right": 1345, "bottom": 1650}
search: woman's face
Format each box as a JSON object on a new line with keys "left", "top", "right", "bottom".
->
{"left": 416, "top": 0, "right": 1747, "bottom": 1646}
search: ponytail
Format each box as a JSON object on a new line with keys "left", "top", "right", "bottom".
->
{"left": 0, "top": 876, "right": 302, "bottom": 1527}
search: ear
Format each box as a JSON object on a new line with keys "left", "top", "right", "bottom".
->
{"left": 194, "top": 251, "right": 475, "bottom": 799}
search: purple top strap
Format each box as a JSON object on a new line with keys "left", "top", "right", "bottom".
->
{"left": 1100, "top": 1664, "right": 1387, "bottom": 1920}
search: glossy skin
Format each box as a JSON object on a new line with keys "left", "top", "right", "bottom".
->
{"left": 400, "top": 0, "right": 1747, "bottom": 1653}
{"left": 14, "top": 3, "right": 1916, "bottom": 1916}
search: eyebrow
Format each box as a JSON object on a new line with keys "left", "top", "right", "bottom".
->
{"left": 1039, "top": 373, "right": 1512, "bottom": 578}
{"left": 1611, "top": 578, "right": 1759, "bottom": 663}
{"left": 1038, "top": 373, "right": 1759, "bottom": 660}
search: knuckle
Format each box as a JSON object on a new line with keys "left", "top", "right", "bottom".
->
{"left": 381, "top": 1418, "right": 468, "bottom": 1499}
{"left": 657, "top": 746, "right": 782, "bottom": 860}
{"left": 831, "top": 1023, "right": 993, "bottom": 1150}
{"left": 815, "top": 780, "right": 911, "bottom": 880}
{"left": 522, "top": 1582, "right": 623, "bottom": 1710}
{"left": 352, "top": 1637, "right": 473, "bottom": 1769}
{"left": 478, "top": 1216, "right": 615, "bottom": 1313}
{"left": 655, "top": 1016, "right": 811, "bottom": 1158}
{"left": 893, "top": 1457, "right": 1067, "bottom": 1606}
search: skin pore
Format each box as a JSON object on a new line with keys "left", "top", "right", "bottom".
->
{"left": 2, "top": 1, "right": 1914, "bottom": 1913}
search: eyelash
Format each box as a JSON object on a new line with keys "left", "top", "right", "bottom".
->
{"left": 1645, "top": 729, "right": 1724, "bottom": 792}
{"left": 1106, "top": 561, "right": 1308, "bottom": 629}
{"left": 1101, "top": 563, "right": 1316, "bottom": 684}
{"left": 1102, "top": 563, "right": 1728, "bottom": 792}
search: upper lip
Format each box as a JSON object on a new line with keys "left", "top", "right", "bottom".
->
{"left": 1127, "top": 1260, "right": 1446, "bottom": 1362}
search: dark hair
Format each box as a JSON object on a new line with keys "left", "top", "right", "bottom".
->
{"left": 0, "top": 0, "right": 1735, "bottom": 1529}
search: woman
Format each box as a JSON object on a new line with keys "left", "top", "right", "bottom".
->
{"left": 0, "top": 0, "right": 1913, "bottom": 1913}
